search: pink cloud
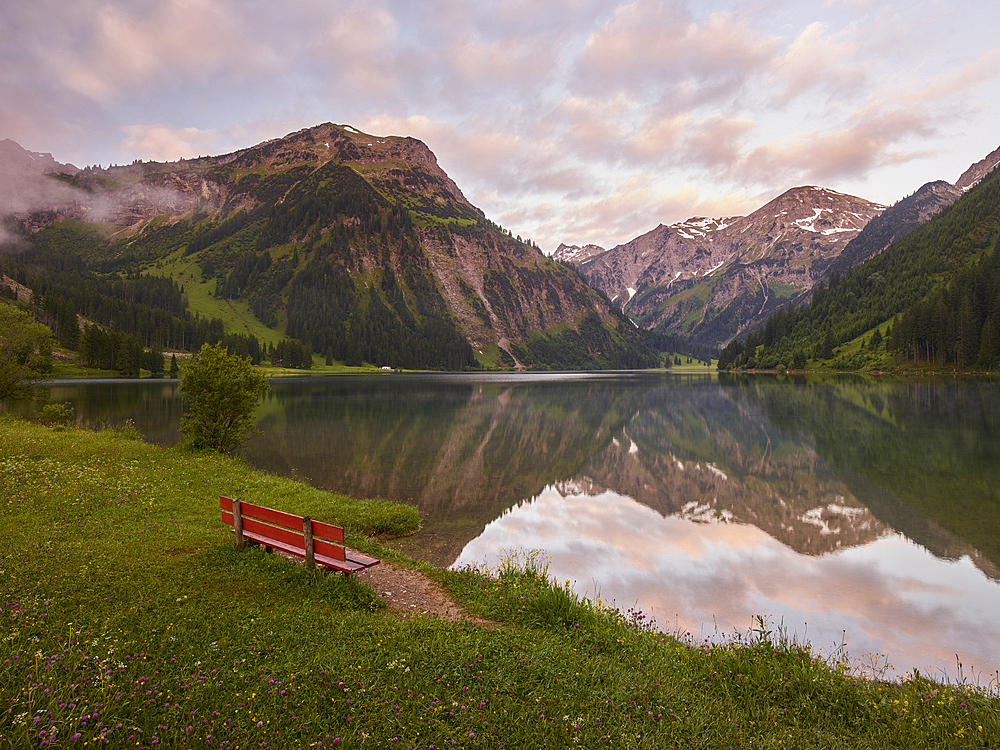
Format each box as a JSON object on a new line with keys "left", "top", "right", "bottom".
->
{"left": 528, "top": 176, "right": 755, "bottom": 249}
{"left": 313, "top": 3, "right": 400, "bottom": 95}
{"left": 446, "top": 36, "right": 556, "bottom": 90}
{"left": 680, "top": 115, "right": 755, "bottom": 171}
{"left": 623, "top": 113, "right": 691, "bottom": 163}
{"left": 772, "top": 21, "right": 869, "bottom": 105}
{"left": 47, "top": 0, "right": 281, "bottom": 102}
{"left": 551, "top": 96, "right": 636, "bottom": 162}
{"left": 121, "top": 124, "right": 221, "bottom": 162}
{"left": 741, "top": 102, "right": 943, "bottom": 187}
{"left": 900, "top": 46, "right": 1000, "bottom": 111}
{"left": 575, "top": 2, "right": 781, "bottom": 105}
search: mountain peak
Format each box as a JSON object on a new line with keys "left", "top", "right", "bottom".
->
{"left": 0, "top": 138, "right": 78, "bottom": 176}
{"left": 552, "top": 242, "right": 606, "bottom": 263}
{"left": 733, "top": 185, "right": 884, "bottom": 240}
{"left": 564, "top": 183, "right": 886, "bottom": 345}
{"left": 222, "top": 122, "right": 473, "bottom": 208}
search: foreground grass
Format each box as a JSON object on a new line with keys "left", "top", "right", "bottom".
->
{"left": 1, "top": 418, "right": 998, "bottom": 749}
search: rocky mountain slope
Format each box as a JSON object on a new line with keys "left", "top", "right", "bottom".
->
{"left": 1, "top": 124, "right": 657, "bottom": 370}
{"left": 0, "top": 138, "right": 77, "bottom": 176}
{"left": 0, "top": 139, "right": 80, "bottom": 217}
{"left": 560, "top": 187, "right": 884, "bottom": 346}
{"left": 552, "top": 242, "right": 606, "bottom": 264}
{"left": 560, "top": 146, "right": 1000, "bottom": 349}
{"left": 956, "top": 144, "right": 1000, "bottom": 191}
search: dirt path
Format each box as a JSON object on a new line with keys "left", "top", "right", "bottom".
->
{"left": 355, "top": 562, "right": 493, "bottom": 625}
{"left": 261, "top": 547, "right": 490, "bottom": 624}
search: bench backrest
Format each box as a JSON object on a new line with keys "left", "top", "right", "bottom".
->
{"left": 220, "top": 496, "right": 346, "bottom": 562}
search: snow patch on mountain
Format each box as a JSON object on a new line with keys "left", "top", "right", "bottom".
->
{"left": 673, "top": 216, "right": 741, "bottom": 239}
{"left": 552, "top": 242, "right": 606, "bottom": 263}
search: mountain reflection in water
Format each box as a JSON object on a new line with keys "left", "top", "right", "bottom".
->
{"left": 456, "top": 482, "right": 1000, "bottom": 684}
{"left": 17, "top": 372, "right": 1000, "bottom": 683}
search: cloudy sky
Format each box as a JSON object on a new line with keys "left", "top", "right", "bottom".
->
{"left": 3, "top": 0, "right": 999, "bottom": 252}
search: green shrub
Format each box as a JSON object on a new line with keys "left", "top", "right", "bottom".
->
{"left": 179, "top": 342, "right": 269, "bottom": 452}
{"left": 38, "top": 400, "right": 74, "bottom": 427}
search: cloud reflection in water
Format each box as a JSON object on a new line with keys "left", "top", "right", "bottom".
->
{"left": 454, "top": 483, "right": 1000, "bottom": 684}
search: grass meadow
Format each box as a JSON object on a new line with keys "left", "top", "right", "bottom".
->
{"left": 2, "top": 416, "right": 998, "bottom": 748}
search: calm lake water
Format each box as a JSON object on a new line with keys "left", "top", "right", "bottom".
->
{"left": 12, "top": 372, "right": 1000, "bottom": 686}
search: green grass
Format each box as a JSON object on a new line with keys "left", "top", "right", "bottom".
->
{"left": 766, "top": 281, "right": 802, "bottom": 299}
{"left": 1, "top": 417, "right": 998, "bottom": 749}
{"left": 148, "top": 251, "right": 286, "bottom": 346}
{"left": 668, "top": 359, "right": 717, "bottom": 373}
{"left": 811, "top": 320, "right": 895, "bottom": 372}
{"left": 472, "top": 342, "right": 511, "bottom": 369}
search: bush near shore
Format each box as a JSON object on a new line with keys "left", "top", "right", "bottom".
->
{"left": 1, "top": 417, "right": 998, "bottom": 749}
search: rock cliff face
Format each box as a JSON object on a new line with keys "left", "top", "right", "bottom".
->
{"left": 569, "top": 187, "right": 884, "bottom": 346}
{"left": 827, "top": 180, "right": 962, "bottom": 277}
{"left": 0, "top": 138, "right": 78, "bottom": 176}
{"left": 0, "top": 138, "right": 81, "bottom": 217}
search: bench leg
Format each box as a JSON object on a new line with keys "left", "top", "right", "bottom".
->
{"left": 303, "top": 516, "right": 316, "bottom": 569}
{"left": 233, "top": 498, "right": 246, "bottom": 550}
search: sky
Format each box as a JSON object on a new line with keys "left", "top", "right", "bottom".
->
{"left": 3, "top": 0, "right": 999, "bottom": 253}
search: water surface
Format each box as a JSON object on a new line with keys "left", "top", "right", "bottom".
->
{"left": 14, "top": 372, "right": 1000, "bottom": 685}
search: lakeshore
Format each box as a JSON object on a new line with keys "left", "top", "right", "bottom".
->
{"left": 1, "top": 416, "right": 998, "bottom": 748}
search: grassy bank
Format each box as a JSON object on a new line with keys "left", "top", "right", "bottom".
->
{"left": 1, "top": 418, "right": 998, "bottom": 749}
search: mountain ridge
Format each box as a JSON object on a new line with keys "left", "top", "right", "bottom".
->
{"left": 0, "top": 124, "right": 658, "bottom": 371}
{"left": 956, "top": 144, "right": 1000, "bottom": 191}
{"left": 557, "top": 186, "right": 884, "bottom": 346}
{"left": 556, "top": 145, "right": 1000, "bottom": 348}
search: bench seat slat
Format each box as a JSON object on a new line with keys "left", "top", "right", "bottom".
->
{"left": 236, "top": 530, "right": 369, "bottom": 572}
{"left": 346, "top": 550, "right": 380, "bottom": 567}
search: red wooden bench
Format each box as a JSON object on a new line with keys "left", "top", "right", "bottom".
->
{"left": 220, "top": 496, "right": 379, "bottom": 574}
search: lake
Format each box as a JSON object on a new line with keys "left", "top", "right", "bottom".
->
{"left": 11, "top": 372, "right": 1000, "bottom": 686}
